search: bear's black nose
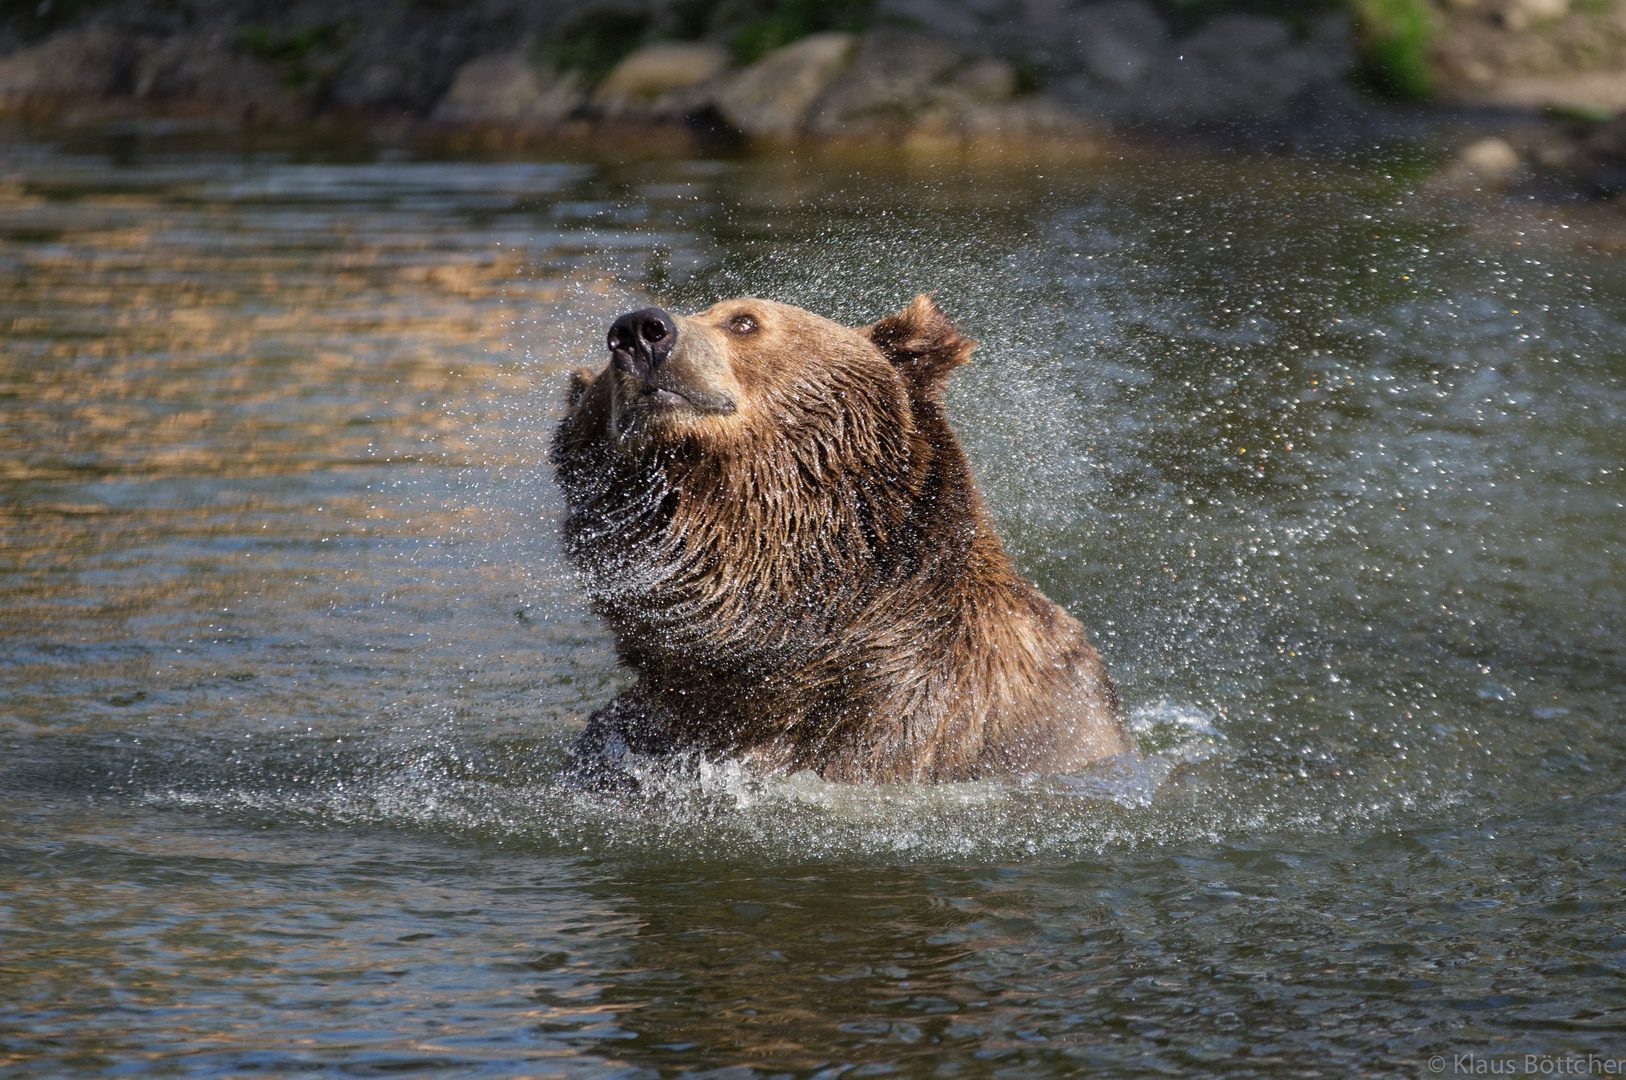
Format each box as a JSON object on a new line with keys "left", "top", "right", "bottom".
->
{"left": 608, "top": 307, "right": 678, "bottom": 379}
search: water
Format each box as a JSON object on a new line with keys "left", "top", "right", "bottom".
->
{"left": 1, "top": 137, "right": 1623, "bottom": 1077}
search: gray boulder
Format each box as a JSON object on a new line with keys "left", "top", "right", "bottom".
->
{"left": 954, "top": 57, "right": 1021, "bottom": 102}
{"left": 805, "top": 31, "right": 967, "bottom": 135}
{"left": 132, "top": 30, "right": 292, "bottom": 117}
{"left": 591, "top": 41, "right": 730, "bottom": 119}
{"left": 1170, "top": 13, "right": 1358, "bottom": 127}
{"left": 1073, "top": 1, "right": 1166, "bottom": 87}
{"left": 715, "top": 32, "right": 858, "bottom": 138}
{"left": 717, "top": 26, "right": 1094, "bottom": 147}
{"left": 321, "top": 4, "right": 548, "bottom": 114}
{"left": 1050, "top": 8, "right": 1358, "bottom": 131}
{"left": 0, "top": 23, "right": 295, "bottom": 120}
{"left": 432, "top": 53, "right": 584, "bottom": 125}
{"left": 874, "top": 0, "right": 988, "bottom": 46}
{"left": 0, "top": 26, "right": 134, "bottom": 113}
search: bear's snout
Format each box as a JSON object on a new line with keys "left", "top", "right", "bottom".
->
{"left": 604, "top": 306, "right": 738, "bottom": 416}
{"left": 608, "top": 307, "right": 678, "bottom": 380}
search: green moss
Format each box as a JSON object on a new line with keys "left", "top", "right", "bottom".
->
{"left": 1546, "top": 102, "right": 1617, "bottom": 124}
{"left": 238, "top": 23, "right": 342, "bottom": 88}
{"left": 668, "top": 0, "right": 727, "bottom": 40}
{"left": 1349, "top": 0, "right": 1435, "bottom": 100}
{"left": 1008, "top": 54, "right": 1045, "bottom": 94}
{"left": 540, "top": 6, "right": 654, "bottom": 82}
{"left": 729, "top": 0, "right": 875, "bottom": 64}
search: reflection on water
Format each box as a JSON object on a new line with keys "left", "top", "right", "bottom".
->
{"left": 1, "top": 140, "right": 1623, "bottom": 1076}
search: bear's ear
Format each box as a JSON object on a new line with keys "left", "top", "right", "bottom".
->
{"left": 566, "top": 368, "right": 596, "bottom": 408}
{"left": 862, "top": 295, "right": 976, "bottom": 398}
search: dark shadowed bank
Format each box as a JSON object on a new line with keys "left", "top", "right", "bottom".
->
{"left": 3, "top": 0, "right": 1626, "bottom": 194}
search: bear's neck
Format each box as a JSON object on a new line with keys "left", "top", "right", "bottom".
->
{"left": 567, "top": 395, "right": 1040, "bottom": 695}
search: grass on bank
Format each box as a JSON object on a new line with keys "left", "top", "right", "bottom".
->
{"left": 1348, "top": 0, "right": 1436, "bottom": 99}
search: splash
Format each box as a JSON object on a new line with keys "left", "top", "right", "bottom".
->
{"left": 131, "top": 698, "right": 1256, "bottom": 865}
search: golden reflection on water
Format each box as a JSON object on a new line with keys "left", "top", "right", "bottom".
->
{"left": 2, "top": 210, "right": 552, "bottom": 484}
{"left": 0, "top": 153, "right": 640, "bottom": 756}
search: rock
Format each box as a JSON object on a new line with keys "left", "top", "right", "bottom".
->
{"left": 876, "top": 0, "right": 985, "bottom": 46}
{"left": 0, "top": 0, "right": 1380, "bottom": 148}
{"left": 954, "top": 58, "right": 1019, "bottom": 103}
{"left": 1466, "top": 70, "right": 1626, "bottom": 115}
{"left": 432, "top": 53, "right": 585, "bottom": 125}
{"left": 1459, "top": 135, "right": 1521, "bottom": 172}
{"left": 313, "top": 3, "right": 558, "bottom": 114}
{"left": 1433, "top": 133, "right": 1534, "bottom": 191}
{"left": 132, "top": 30, "right": 293, "bottom": 117}
{"left": 805, "top": 31, "right": 967, "bottom": 135}
{"left": 592, "top": 42, "right": 730, "bottom": 115}
{"left": 1166, "top": 14, "right": 1312, "bottom": 123}
{"left": 1021, "top": 0, "right": 1167, "bottom": 84}
{"left": 349, "top": 63, "right": 410, "bottom": 107}
{"left": 1054, "top": 10, "right": 1358, "bottom": 132}
{"left": 715, "top": 32, "right": 857, "bottom": 138}
{"left": 1186, "top": 12, "right": 1294, "bottom": 57}
{"left": 1435, "top": 0, "right": 1626, "bottom": 109}
{"left": 1072, "top": 1, "right": 1167, "bottom": 87}
{"left": 1080, "top": 35, "right": 1154, "bottom": 88}
{"left": 0, "top": 23, "right": 303, "bottom": 122}
{"left": 0, "top": 26, "right": 133, "bottom": 113}
{"left": 1501, "top": 0, "right": 1569, "bottom": 31}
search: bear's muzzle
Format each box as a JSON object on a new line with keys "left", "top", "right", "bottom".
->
{"left": 606, "top": 307, "right": 737, "bottom": 415}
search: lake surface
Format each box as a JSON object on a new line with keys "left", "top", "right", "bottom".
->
{"left": 1, "top": 135, "right": 1623, "bottom": 1078}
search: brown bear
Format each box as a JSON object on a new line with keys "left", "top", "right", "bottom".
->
{"left": 551, "top": 295, "right": 1130, "bottom": 784}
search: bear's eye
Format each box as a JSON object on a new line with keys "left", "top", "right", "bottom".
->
{"left": 727, "top": 314, "right": 759, "bottom": 335}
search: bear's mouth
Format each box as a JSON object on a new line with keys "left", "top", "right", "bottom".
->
{"left": 633, "top": 379, "right": 736, "bottom": 415}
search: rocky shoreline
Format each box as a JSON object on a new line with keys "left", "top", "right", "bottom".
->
{"left": 0, "top": 1, "right": 1624, "bottom": 197}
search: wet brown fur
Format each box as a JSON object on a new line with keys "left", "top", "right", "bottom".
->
{"left": 551, "top": 295, "right": 1130, "bottom": 783}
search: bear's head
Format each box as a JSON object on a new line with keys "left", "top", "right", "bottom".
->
{"left": 551, "top": 295, "right": 984, "bottom": 665}
{"left": 560, "top": 295, "right": 972, "bottom": 450}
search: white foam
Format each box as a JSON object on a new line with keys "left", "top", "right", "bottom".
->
{"left": 123, "top": 701, "right": 1368, "bottom": 864}
{"left": 1126, "top": 699, "right": 1229, "bottom": 765}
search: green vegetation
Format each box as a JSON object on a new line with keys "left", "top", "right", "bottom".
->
{"left": 537, "top": 0, "right": 877, "bottom": 79}
{"left": 540, "top": 6, "right": 654, "bottom": 83}
{"left": 1008, "top": 54, "right": 1045, "bottom": 94}
{"left": 1348, "top": 0, "right": 1436, "bottom": 100}
{"left": 237, "top": 23, "right": 343, "bottom": 88}
{"left": 727, "top": 0, "right": 874, "bottom": 64}
{"left": 1546, "top": 102, "right": 1618, "bottom": 124}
